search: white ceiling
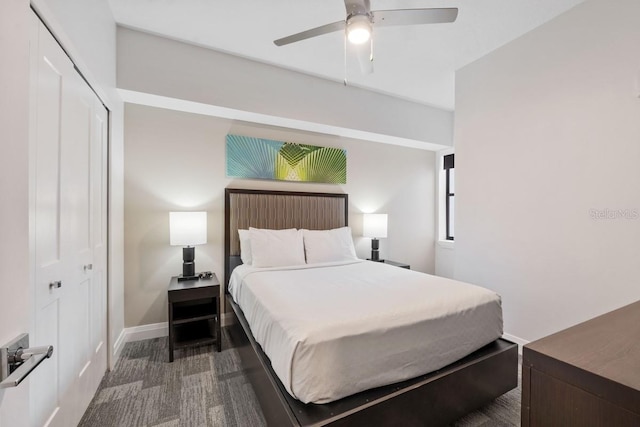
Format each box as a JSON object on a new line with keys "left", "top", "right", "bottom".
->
{"left": 108, "top": 0, "right": 585, "bottom": 111}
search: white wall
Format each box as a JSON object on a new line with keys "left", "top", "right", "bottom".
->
{"left": 109, "top": 107, "right": 126, "bottom": 362}
{"left": 454, "top": 0, "right": 640, "bottom": 343}
{"left": 32, "top": 0, "right": 116, "bottom": 91}
{"left": 116, "top": 27, "right": 453, "bottom": 149}
{"left": 0, "top": 1, "right": 31, "bottom": 424}
{"left": 124, "top": 104, "right": 435, "bottom": 328}
{"left": 31, "top": 0, "right": 126, "bottom": 364}
{"left": 435, "top": 244, "right": 455, "bottom": 279}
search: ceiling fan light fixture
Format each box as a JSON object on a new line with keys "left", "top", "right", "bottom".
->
{"left": 346, "top": 14, "right": 371, "bottom": 44}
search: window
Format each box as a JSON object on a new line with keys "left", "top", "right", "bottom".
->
{"left": 444, "top": 153, "right": 455, "bottom": 240}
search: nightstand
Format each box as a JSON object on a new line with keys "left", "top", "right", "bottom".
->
{"left": 168, "top": 274, "right": 221, "bottom": 362}
{"left": 368, "top": 259, "right": 410, "bottom": 269}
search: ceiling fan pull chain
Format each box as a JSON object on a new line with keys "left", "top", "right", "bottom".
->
{"left": 370, "top": 34, "right": 374, "bottom": 63}
{"left": 343, "top": 30, "right": 348, "bottom": 86}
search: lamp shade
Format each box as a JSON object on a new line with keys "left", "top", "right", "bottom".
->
{"left": 363, "top": 213, "right": 388, "bottom": 238}
{"left": 169, "top": 212, "right": 207, "bottom": 246}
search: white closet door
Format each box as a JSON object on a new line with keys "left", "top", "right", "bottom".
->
{"left": 30, "top": 14, "right": 108, "bottom": 427}
{"left": 30, "top": 15, "right": 72, "bottom": 427}
{"left": 85, "top": 85, "right": 109, "bottom": 415}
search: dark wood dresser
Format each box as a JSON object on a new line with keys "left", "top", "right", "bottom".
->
{"left": 522, "top": 300, "right": 640, "bottom": 426}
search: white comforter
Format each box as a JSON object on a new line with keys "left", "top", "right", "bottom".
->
{"left": 229, "top": 260, "right": 503, "bottom": 404}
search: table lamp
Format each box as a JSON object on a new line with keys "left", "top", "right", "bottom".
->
{"left": 363, "top": 213, "right": 387, "bottom": 261}
{"left": 170, "top": 211, "right": 207, "bottom": 281}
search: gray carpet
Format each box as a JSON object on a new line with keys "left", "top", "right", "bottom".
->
{"left": 80, "top": 331, "right": 521, "bottom": 426}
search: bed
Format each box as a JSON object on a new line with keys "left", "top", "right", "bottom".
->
{"left": 224, "top": 188, "right": 518, "bottom": 426}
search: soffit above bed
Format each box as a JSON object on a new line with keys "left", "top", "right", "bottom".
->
{"left": 108, "top": 0, "right": 586, "bottom": 111}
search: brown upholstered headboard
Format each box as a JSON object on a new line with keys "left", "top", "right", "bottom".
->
{"left": 224, "top": 188, "right": 349, "bottom": 292}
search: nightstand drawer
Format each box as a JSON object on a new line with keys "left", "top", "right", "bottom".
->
{"left": 169, "top": 285, "right": 216, "bottom": 303}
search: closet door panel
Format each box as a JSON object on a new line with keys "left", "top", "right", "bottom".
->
{"left": 30, "top": 14, "right": 108, "bottom": 427}
{"left": 31, "top": 18, "right": 76, "bottom": 427}
{"left": 88, "top": 100, "right": 108, "bottom": 387}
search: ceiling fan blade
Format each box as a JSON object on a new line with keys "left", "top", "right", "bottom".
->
{"left": 274, "top": 21, "right": 345, "bottom": 46}
{"left": 344, "top": 0, "right": 370, "bottom": 16}
{"left": 372, "top": 8, "right": 458, "bottom": 27}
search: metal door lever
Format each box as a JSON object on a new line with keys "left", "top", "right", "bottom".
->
{"left": 83, "top": 263, "right": 93, "bottom": 272}
{"left": 49, "top": 280, "right": 62, "bottom": 289}
{"left": 0, "top": 334, "right": 54, "bottom": 389}
{"left": 9, "top": 346, "right": 54, "bottom": 364}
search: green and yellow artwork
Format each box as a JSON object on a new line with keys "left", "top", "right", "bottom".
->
{"left": 226, "top": 134, "right": 347, "bottom": 184}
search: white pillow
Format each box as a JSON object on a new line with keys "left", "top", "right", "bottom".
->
{"left": 238, "top": 229, "right": 252, "bottom": 265}
{"left": 302, "top": 227, "right": 358, "bottom": 264}
{"left": 249, "top": 227, "right": 306, "bottom": 268}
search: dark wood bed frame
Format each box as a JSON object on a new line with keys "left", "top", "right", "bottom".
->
{"left": 224, "top": 188, "right": 518, "bottom": 427}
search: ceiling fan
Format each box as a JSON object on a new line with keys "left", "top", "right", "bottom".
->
{"left": 274, "top": 0, "right": 458, "bottom": 75}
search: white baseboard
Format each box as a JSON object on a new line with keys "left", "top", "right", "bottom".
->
{"left": 122, "top": 313, "right": 234, "bottom": 344}
{"left": 123, "top": 322, "right": 168, "bottom": 343}
{"left": 502, "top": 332, "right": 529, "bottom": 355}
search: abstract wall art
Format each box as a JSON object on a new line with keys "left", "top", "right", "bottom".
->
{"left": 226, "top": 134, "right": 347, "bottom": 184}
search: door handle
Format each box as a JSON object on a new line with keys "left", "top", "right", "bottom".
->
{"left": 49, "top": 280, "right": 62, "bottom": 290}
{"left": 83, "top": 264, "right": 93, "bottom": 272}
{"left": 0, "top": 334, "right": 54, "bottom": 389}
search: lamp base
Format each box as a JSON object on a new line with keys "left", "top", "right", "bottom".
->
{"left": 370, "top": 238, "right": 380, "bottom": 261}
{"left": 179, "top": 247, "right": 198, "bottom": 281}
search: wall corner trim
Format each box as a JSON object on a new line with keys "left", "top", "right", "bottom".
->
{"left": 111, "top": 328, "right": 126, "bottom": 369}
